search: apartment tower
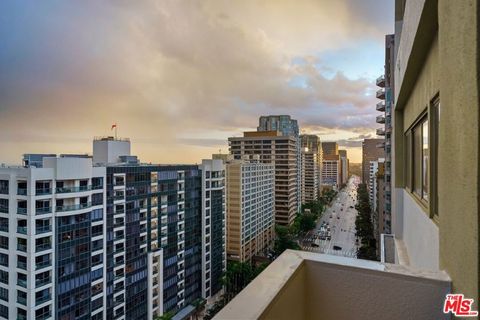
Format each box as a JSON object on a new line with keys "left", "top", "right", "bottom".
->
{"left": 300, "top": 135, "right": 322, "bottom": 204}
{"left": 225, "top": 156, "right": 275, "bottom": 262}
{"left": 229, "top": 131, "right": 298, "bottom": 225}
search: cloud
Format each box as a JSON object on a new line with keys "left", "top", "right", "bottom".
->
{"left": 0, "top": 0, "right": 393, "bottom": 164}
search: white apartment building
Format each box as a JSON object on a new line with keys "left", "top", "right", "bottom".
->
{"left": 200, "top": 159, "right": 226, "bottom": 300}
{"left": 368, "top": 160, "right": 381, "bottom": 213}
{"left": 226, "top": 157, "right": 275, "bottom": 263}
{"left": 0, "top": 155, "right": 107, "bottom": 320}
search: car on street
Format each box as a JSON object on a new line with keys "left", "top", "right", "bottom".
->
{"left": 333, "top": 245, "right": 342, "bottom": 251}
{"left": 312, "top": 243, "right": 319, "bottom": 247}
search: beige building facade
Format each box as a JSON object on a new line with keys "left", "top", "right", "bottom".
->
{"left": 300, "top": 135, "right": 322, "bottom": 203}
{"left": 225, "top": 157, "right": 275, "bottom": 263}
{"left": 390, "top": 0, "right": 479, "bottom": 307}
{"left": 229, "top": 131, "right": 298, "bottom": 225}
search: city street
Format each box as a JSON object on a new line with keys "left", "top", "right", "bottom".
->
{"left": 301, "top": 176, "right": 360, "bottom": 258}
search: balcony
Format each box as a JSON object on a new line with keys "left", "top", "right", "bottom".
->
{"left": 376, "top": 102, "right": 385, "bottom": 112}
{"left": 36, "top": 259, "right": 51, "bottom": 270}
{"left": 17, "top": 207, "right": 27, "bottom": 215}
{"left": 376, "top": 128, "right": 385, "bottom": 136}
{"left": 35, "top": 188, "right": 52, "bottom": 196}
{"left": 17, "top": 188, "right": 27, "bottom": 196}
{"left": 36, "top": 225, "right": 52, "bottom": 234}
{"left": 215, "top": 250, "right": 450, "bottom": 320}
{"left": 36, "top": 276, "right": 51, "bottom": 288}
{"left": 17, "top": 226, "right": 27, "bottom": 234}
{"left": 376, "top": 88, "right": 385, "bottom": 100}
{"left": 36, "top": 207, "right": 52, "bottom": 215}
{"left": 376, "top": 75, "right": 385, "bottom": 87}
{"left": 376, "top": 115, "right": 385, "bottom": 124}
{"left": 56, "top": 185, "right": 91, "bottom": 194}
{"left": 36, "top": 243, "right": 52, "bottom": 252}
{"left": 35, "top": 294, "right": 51, "bottom": 306}
{"left": 56, "top": 202, "right": 91, "bottom": 212}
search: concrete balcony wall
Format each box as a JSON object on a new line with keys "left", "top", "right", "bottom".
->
{"left": 215, "top": 250, "right": 450, "bottom": 320}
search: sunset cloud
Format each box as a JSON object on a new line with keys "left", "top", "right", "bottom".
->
{"left": 0, "top": 0, "right": 393, "bottom": 164}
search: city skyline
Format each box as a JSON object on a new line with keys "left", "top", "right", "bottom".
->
{"left": 0, "top": 0, "right": 394, "bottom": 164}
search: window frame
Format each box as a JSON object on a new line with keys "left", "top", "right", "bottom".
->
{"left": 403, "top": 93, "right": 439, "bottom": 220}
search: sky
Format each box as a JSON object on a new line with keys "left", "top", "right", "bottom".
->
{"left": 0, "top": 0, "right": 394, "bottom": 164}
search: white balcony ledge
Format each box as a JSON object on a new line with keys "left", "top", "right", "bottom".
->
{"left": 215, "top": 250, "right": 450, "bottom": 320}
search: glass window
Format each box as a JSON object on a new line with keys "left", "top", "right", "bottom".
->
{"left": 405, "top": 131, "right": 412, "bottom": 189}
{"left": 422, "top": 120, "right": 429, "bottom": 200}
{"left": 413, "top": 124, "right": 423, "bottom": 196}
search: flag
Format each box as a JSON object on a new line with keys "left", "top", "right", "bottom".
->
{"left": 111, "top": 123, "right": 117, "bottom": 130}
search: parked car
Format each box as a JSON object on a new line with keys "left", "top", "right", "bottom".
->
{"left": 333, "top": 245, "right": 342, "bottom": 251}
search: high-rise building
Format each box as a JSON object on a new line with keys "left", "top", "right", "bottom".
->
{"left": 257, "top": 115, "right": 301, "bottom": 212}
{"left": 199, "top": 159, "right": 226, "bottom": 300}
{"left": 0, "top": 137, "right": 225, "bottom": 320}
{"left": 338, "top": 150, "right": 349, "bottom": 185}
{"left": 376, "top": 34, "right": 395, "bottom": 236}
{"left": 300, "top": 135, "right": 322, "bottom": 203}
{"left": 375, "top": 161, "right": 385, "bottom": 257}
{"left": 321, "top": 155, "right": 340, "bottom": 190}
{"left": 229, "top": 131, "right": 298, "bottom": 225}
{"left": 225, "top": 156, "right": 275, "bottom": 263}
{"left": 0, "top": 155, "right": 106, "bottom": 320}
{"left": 257, "top": 115, "right": 299, "bottom": 137}
{"left": 321, "top": 142, "right": 338, "bottom": 157}
{"left": 361, "top": 139, "right": 384, "bottom": 186}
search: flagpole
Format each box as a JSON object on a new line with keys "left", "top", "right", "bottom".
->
{"left": 115, "top": 125, "right": 117, "bottom": 140}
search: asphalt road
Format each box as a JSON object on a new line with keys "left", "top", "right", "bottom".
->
{"left": 302, "top": 176, "right": 360, "bottom": 258}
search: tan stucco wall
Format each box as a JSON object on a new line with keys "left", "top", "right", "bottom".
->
{"left": 402, "top": 34, "right": 439, "bottom": 133}
{"left": 438, "top": 0, "right": 479, "bottom": 305}
{"left": 395, "top": 0, "right": 479, "bottom": 306}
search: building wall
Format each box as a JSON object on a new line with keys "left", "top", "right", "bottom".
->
{"left": 226, "top": 161, "right": 274, "bottom": 263}
{"left": 229, "top": 133, "right": 298, "bottom": 225}
{"left": 200, "top": 159, "right": 226, "bottom": 299}
{"left": 362, "top": 139, "right": 384, "bottom": 185}
{"left": 438, "top": 0, "right": 479, "bottom": 304}
{"left": 393, "top": 0, "right": 479, "bottom": 304}
{"left": 0, "top": 157, "right": 107, "bottom": 320}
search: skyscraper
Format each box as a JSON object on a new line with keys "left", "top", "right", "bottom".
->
{"left": 361, "top": 139, "right": 384, "bottom": 186}
{"left": 229, "top": 131, "right": 298, "bottom": 225}
{"left": 257, "top": 115, "right": 301, "bottom": 212}
{"left": 300, "top": 135, "right": 322, "bottom": 203}
{"left": 321, "top": 142, "right": 338, "bottom": 157}
{"left": 0, "top": 137, "right": 225, "bottom": 320}
{"left": 225, "top": 155, "right": 275, "bottom": 262}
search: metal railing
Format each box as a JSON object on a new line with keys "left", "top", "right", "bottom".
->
{"left": 56, "top": 185, "right": 91, "bottom": 194}
{"left": 56, "top": 202, "right": 91, "bottom": 212}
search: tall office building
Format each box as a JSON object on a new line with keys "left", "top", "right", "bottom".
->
{"left": 225, "top": 156, "right": 275, "bottom": 263}
{"left": 300, "top": 135, "right": 322, "bottom": 203}
{"left": 321, "top": 155, "right": 340, "bottom": 190}
{"left": 257, "top": 115, "right": 301, "bottom": 212}
{"left": 229, "top": 131, "right": 298, "bottom": 225}
{"left": 321, "top": 142, "right": 338, "bottom": 157}
{"left": 361, "top": 139, "right": 384, "bottom": 186}
{"left": 0, "top": 137, "right": 225, "bottom": 320}
{"left": 338, "top": 150, "right": 349, "bottom": 185}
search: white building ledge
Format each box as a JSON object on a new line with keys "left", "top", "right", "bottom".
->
{"left": 214, "top": 250, "right": 450, "bottom": 320}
